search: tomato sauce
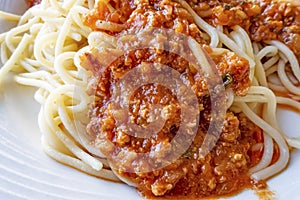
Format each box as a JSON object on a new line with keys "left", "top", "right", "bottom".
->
{"left": 79, "top": 0, "right": 297, "bottom": 199}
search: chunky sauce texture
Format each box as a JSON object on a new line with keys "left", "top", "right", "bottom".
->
{"left": 79, "top": 0, "right": 291, "bottom": 199}
{"left": 190, "top": 0, "right": 300, "bottom": 61}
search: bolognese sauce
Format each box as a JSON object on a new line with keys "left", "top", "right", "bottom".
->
{"left": 26, "top": 0, "right": 41, "bottom": 7}
{"left": 79, "top": 0, "right": 292, "bottom": 199}
{"left": 189, "top": 0, "right": 300, "bottom": 61}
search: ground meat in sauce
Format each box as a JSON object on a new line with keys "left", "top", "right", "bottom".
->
{"left": 188, "top": 0, "right": 300, "bottom": 61}
{"left": 79, "top": 0, "right": 277, "bottom": 199}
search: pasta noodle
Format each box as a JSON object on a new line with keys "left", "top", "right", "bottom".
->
{"left": 1, "top": 0, "right": 300, "bottom": 198}
{"left": 0, "top": 0, "right": 119, "bottom": 181}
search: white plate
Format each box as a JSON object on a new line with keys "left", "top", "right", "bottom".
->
{"left": 0, "top": 1, "right": 299, "bottom": 200}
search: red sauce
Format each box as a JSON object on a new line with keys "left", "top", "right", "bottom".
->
{"left": 79, "top": 0, "right": 298, "bottom": 199}
{"left": 26, "top": 0, "right": 41, "bottom": 7}
{"left": 84, "top": 0, "right": 135, "bottom": 31}
{"left": 188, "top": 0, "right": 300, "bottom": 62}
{"left": 278, "top": 104, "right": 300, "bottom": 115}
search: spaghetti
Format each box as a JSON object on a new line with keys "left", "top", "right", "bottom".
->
{"left": 0, "top": 0, "right": 119, "bottom": 181}
{"left": 0, "top": 0, "right": 300, "bottom": 199}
